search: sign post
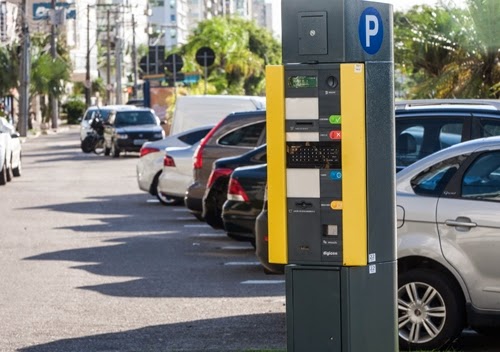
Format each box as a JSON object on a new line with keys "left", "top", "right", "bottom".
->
{"left": 195, "top": 47, "right": 215, "bottom": 95}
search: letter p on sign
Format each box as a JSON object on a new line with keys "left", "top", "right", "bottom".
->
{"left": 359, "top": 7, "right": 384, "bottom": 55}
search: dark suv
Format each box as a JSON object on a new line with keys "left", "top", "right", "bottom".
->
{"left": 103, "top": 107, "right": 164, "bottom": 157}
{"left": 185, "top": 110, "right": 266, "bottom": 219}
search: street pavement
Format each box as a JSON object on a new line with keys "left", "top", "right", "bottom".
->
{"left": 0, "top": 127, "right": 499, "bottom": 352}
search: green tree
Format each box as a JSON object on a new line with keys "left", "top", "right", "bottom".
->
{"left": 179, "top": 17, "right": 281, "bottom": 95}
{"left": 394, "top": 0, "right": 500, "bottom": 99}
{"left": 0, "top": 45, "right": 19, "bottom": 96}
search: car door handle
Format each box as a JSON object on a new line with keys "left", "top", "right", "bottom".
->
{"left": 445, "top": 217, "right": 477, "bottom": 228}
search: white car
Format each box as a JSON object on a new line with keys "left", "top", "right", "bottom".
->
{"left": 397, "top": 136, "right": 500, "bottom": 350}
{"left": 0, "top": 117, "right": 22, "bottom": 185}
{"left": 158, "top": 142, "right": 200, "bottom": 204}
{"left": 136, "top": 125, "right": 213, "bottom": 204}
{"left": 80, "top": 105, "right": 131, "bottom": 141}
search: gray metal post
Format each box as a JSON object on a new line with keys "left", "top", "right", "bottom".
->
{"left": 132, "top": 14, "right": 138, "bottom": 99}
{"left": 106, "top": 9, "right": 111, "bottom": 104}
{"left": 50, "top": 0, "right": 58, "bottom": 129}
{"left": 115, "top": 10, "right": 122, "bottom": 104}
{"left": 19, "top": 0, "right": 30, "bottom": 137}
{"left": 85, "top": 4, "right": 91, "bottom": 106}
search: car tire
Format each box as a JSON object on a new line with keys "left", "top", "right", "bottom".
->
{"left": 0, "top": 160, "right": 7, "bottom": 185}
{"left": 150, "top": 172, "right": 182, "bottom": 206}
{"left": 204, "top": 179, "right": 228, "bottom": 230}
{"left": 111, "top": 141, "right": 120, "bottom": 158}
{"left": 6, "top": 156, "right": 13, "bottom": 182}
{"left": 81, "top": 136, "right": 94, "bottom": 153}
{"left": 398, "top": 268, "right": 465, "bottom": 351}
{"left": 12, "top": 156, "right": 21, "bottom": 177}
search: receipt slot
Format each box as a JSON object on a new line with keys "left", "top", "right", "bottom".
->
{"left": 266, "top": 0, "right": 397, "bottom": 351}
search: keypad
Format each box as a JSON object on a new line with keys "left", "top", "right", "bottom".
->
{"left": 287, "top": 142, "right": 341, "bottom": 169}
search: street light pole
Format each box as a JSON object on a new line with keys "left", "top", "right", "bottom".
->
{"left": 19, "top": 0, "right": 30, "bottom": 137}
{"left": 106, "top": 9, "right": 111, "bottom": 104}
{"left": 50, "top": 0, "right": 58, "bottom": 129}
{"left": 132, "top": 14, "right": 138, "bottom": 99}
{"left": 85, "top": 4, "right": 92, "bottom": 106}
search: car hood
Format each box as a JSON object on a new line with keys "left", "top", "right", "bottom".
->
{"left": 115, "top": 125, "right": 162, "bottom": 133}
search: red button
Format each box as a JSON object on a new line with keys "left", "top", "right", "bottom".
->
{"left": 329, "top": 130, "right": 342, "bottom": 140}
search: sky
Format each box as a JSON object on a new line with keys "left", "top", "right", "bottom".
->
{"left": 266, "top": 0, "right": 467, "bottom": 38}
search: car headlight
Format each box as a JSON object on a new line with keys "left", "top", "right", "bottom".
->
{"left": 117, "top": 134, "right": 128, "bottom": 139}
{"left": 153, "top": 132, "right": 164, "bottom": 139}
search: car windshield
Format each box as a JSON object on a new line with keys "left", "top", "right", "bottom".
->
{"left": 115, "top": 111, "right": 156, "bottom": 126}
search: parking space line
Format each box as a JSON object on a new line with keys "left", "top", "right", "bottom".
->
{"left": 184, "top": 224, "right": 211, "bottom": 228}
{"left": 224, "top": 261, "right": 261, "bottom": 266}
{"left": 146, "top": 199, "right": 160, "bottom": 203}
{"left": 221, "top": 245, "right": 253, "bottom": 250}
{"left": 197, "top": 233, "right": 226, "bottom": 238}
{"left": 173, "top": 208, "right": 189, "bottom": 212}
{"left": 175, "top": 217, "right": 197, "bottom": 220}
{"left": 241, "top": 280, "right": 285, "bottom": 285}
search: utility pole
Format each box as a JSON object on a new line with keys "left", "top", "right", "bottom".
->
{"left": 19, "top": 0, "right": 30, "bottom": 137}
{"left": 85, "top": 4, "right": 91, "bottom": 107}
{"left": 115, "top": 10, "right": 122, "bottom": 104}
{"left": 132, "top": 14, "right": 138, "bottom": 99}
{"left": 50, "top": 0, "right": 58, "bottom": 129}
{"left": 106, "top": 9, "right": 111, "bottom": 104}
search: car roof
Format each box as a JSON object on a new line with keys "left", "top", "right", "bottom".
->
{"left": 397, "top": 136, "right": 500, "bottom": 182}
{"left": 395, "top": 99, "right": 500, "bottom": 114}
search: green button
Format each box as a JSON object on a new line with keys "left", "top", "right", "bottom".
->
{"left": 329, "top": 115, "right": 342, "bottom": 124}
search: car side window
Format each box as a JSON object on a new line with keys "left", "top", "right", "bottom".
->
{"left": 479, "top": 119, "right": 500, "bottom": 138}
{"left": 218, "top": 122, "right": 265, "bottom": 147}
{"left": 411, "top": 155, "right": 467, "bottom": 197}
{"left": 396, "top": 118, "right": 464, "bottom": 169}
{"left": 461, "top": 151, "right": 500, "bottom": 202}
{"left": 178, "top": 128, "right": 210, "bottom": 145}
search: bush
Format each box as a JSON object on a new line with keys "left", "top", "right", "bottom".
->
{"left": 62, "top": 99, "right": 86, "bottom": 124}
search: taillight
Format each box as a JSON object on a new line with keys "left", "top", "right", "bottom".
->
{"left": 139, "top": 146, "right": 160, "bottom": 157}
{"left": 193, "top": 119, "right": 224, "bottom": 169}
{"left": 227, "top": 178, "right": 249, "bottom": 202}
{"left": 207, "top": 168, "right": 233, "bottom": 188}
{"left": 163, "top": 155, "right": 176, "bottom": 167}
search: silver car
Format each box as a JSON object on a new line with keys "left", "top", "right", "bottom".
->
{"left": 396, "top": 136, "right": 500, "bottom": 350}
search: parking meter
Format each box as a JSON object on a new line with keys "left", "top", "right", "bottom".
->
{"left": 266, "top": 0, "right": 397, "bottom": 351}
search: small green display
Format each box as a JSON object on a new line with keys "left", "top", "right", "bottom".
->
{"left": 288, "top": 75, "right": 318, "bottom": 89}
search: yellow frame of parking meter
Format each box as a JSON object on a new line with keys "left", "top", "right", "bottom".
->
{"left": 266, "top": 0, "right": 397, "bottom": 351}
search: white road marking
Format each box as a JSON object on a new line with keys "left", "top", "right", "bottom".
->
{"left": 175, "top": 217, "right": 196, "bottom": 220}
{"left": 221, "top": 245, "right": 252, "bottom": 250}
{"left": 184, "top": 224, "right": 211, "bottom": 228}
{"left": 173, "top": 208, "right": 189, "bottom": 212}
{"left": 146, "top": 199, "right": 160, "bottom": 203}
{"left": 241, "top": 280, "right": 285, "bottom": 285}
{"left": 224, "top": 261, "right": 261, "bottom": 266}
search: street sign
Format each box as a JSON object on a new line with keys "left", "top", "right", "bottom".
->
{"left": 195, "top": 47, "right": 215, "bottom": 67}
{"left": 165, "top": 54, "right": 184, "bottom": 73}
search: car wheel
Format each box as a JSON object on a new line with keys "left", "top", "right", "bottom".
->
{"left": 398, "top": 269, "right": 465, "bottom": 351}
{"left": 0, "top": 161, "right": 7, "bottom": 185}
{"left": 81, "top": 136, "right": 94, "bottom": 153}
{"left": 204, "top": 180, "right": 228, "bottom": 230}
{"left": 156, "top": 191, "right": 182, "bottom": 206}
{"left": 111, "top": 141, "right": 120, "bottom": 158}
{"left": 12, "top": 156, "right": 21, "bottom": 177}
{"left": 6, "top": 156, "right": 13, "bottom": 182}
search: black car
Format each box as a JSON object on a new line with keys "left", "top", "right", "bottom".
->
{"left": 103, "top": 107, "right": 164, "bottom": 157}
{"left": 202, "top": 144, "right": 267, "bottom": 230}
{"left": 185, "top": 110, "right": 266, "bottom": 220}
{"left": 221, "top": 164, "right": 267, "bottom": 244}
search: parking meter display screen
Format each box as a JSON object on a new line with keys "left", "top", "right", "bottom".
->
{"left": 288, "top": 75, "right": 318, "bottom": 89}
{"left": 287, "top": 142, "right": 341, "bottom": 169}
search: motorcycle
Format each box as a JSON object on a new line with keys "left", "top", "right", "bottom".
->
{"left": 81, "top": 114, "right": 105, "bottom": 154}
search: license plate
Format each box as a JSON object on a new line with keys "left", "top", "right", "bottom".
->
{"left": 133, "top": 139, "right": 147, "bottom": 145}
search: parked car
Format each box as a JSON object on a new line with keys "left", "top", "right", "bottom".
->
{"left": 170, "top": 95, "right": 265, "bottom": 135}
{"left": 0, "top": 117, "right": 21, "bottom": 185}
{"left": 157, "top": 143, "right": 201, "bottom": 205}
{"left": 79, "top": 105, "right": 131, "bottom": 141}
{"left": 257, "top": 137, "right": 500, "bottom": 350}
{"left": 103, "top": 107, "right": 164, "bottom": 157}
{"left": 395, "top": 99, "right": 500, "bottom": 171}
{"left": 221, "top": 164, "right": 267, "bottom": 244}
{"left": 202, "top": 144, "right": 267, "bottom": 229}
{"left": 136, "top": 125, "right": 213, "bottom": 205}
{"left": 185, "top": 110, "right": 266, "bottom": 220}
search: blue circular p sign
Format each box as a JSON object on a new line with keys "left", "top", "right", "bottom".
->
{"left": 358, "top": 7, "right": 384, "bottom": 55}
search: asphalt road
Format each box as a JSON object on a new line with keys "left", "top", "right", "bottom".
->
{"left": 0, "top": 127, "right": 499, "bottom": 352}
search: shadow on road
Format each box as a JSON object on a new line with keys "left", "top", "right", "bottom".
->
{"left": 17, "top": 313, "right": 287, "bottom": 352}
